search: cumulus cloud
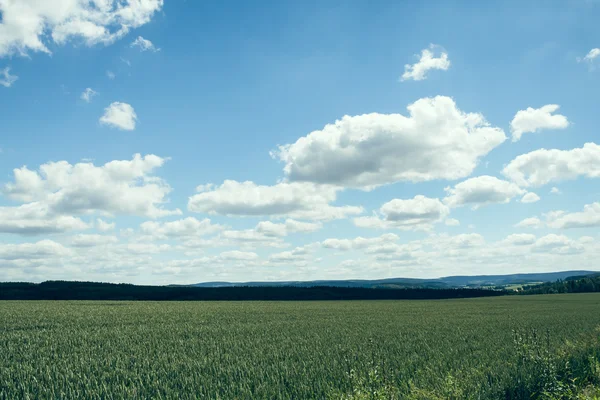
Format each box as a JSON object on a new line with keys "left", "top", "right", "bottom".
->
{"left": 354, "top": 196, "right": 449, "bottom": 230}
{"left": 443, "top": 176, "right": 526, "bottom": 208}
{"left": 503, "top": 143, "right": 600, "bottom": 187}
{"left": 510, "top": 105, "right": 569, "bottom": 142}
{"left": 531, "top": 234, "right": 585, "bottom": 255}
{"left": 140, "top": 217, "right": 224, "bottom": 239}
{"left": 546, "top": 202, "right": 600, "bottom": 229}
{"left": 219, "top": 250, "right": 259, "bottom": 261}
{"left": 515, "top": 217, "right": 543, "bottom": 229}
{"left": 400, "top": 44, "right": 450, "bottom": 81}
{"left": 272, "top": 96, "right": 506, "bottom": 189}
{"left": 255, "top": 219, "right": 322, "bottom": 236}
{"left": 0, "top": 240, "right": 72, "bottom": 260}
{"left": 188, "top": 180, "right": 362, "bottom": 221}
{"left": 0, "top": 67, "right": 18, "bottom": 87}
{"left": 0, "top": 0, "right": 163, "bottom": 57}
{"left": 80, "top": 87, "right": 97, "bottom": 102}
{"left": 550, "top": 187, "right": 562, "bottom": 195}
{"left": 131, "top": 36, "right": 159, "bottom": 52}
{"left": 100, "top": 102, "right": 137, "bottom": 130}
{"left": 577, "top": 48, "right": 600, "bottom": 66}
{"left": 96, "top": 218, "right": 115, "bottom": 232}
{"left": 70, "top": 234, "right": 118, "bottom": 247}
{"left": 445, "top": 218, "right": 460, "bottom": 226}
{"left": 3, "top": 154, "right": 180, "bottom": 219}
{"left": 322, "top": 233, "right": 399, "bottom": 251}
{"left": 521, "top": 192, "right": 540, "bottom": 203}
{"left": 502, "top": 233, "right": 537, "bottom": 246}
{"left": 0, "top": 203, "right": 89, "bottom": 235}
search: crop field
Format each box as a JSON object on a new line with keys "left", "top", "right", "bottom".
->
{"left": 2, "top": 294, "right": 600, "bottom": 399}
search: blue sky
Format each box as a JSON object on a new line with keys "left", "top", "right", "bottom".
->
{"left": 1, "top": 0, "right": 599, "bottom": 284}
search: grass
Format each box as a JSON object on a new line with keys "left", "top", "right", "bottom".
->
{"left": 1, "top": 294, "right": 600, "bottom": 399}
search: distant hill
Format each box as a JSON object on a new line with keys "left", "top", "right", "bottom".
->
{"left": 191, "top": 270, "right": 598, "bottom": 289}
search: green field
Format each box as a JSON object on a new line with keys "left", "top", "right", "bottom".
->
{"left": 2, "top": 294, "right": 600, "bottom": 399}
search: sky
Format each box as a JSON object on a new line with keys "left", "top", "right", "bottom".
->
{"left": 1, "top": 0, "right": 599, "bottom": 285}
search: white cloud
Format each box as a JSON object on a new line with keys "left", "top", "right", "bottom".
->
{"left": 80, "top": 88, "right": 97, "bottom": 102}
{"left": 354, "top": 195, "right": 449, "bottom": 230}
{"left": 0, "top": 240, "right": 72, "bottom": 260}
{"left": 503, "top": 143, "right": 600, "bottom": 187}
{"left": 140, "top": 217, "right": 223, "bottom": 239}
{"left": 502, "top": 233, "right": 537, "bottom": 246}
{"left": 272, "top": 96, "right": 506, "bottom": 189}
{"left": 322, "top": 233, "right": 399, "bottom": 251}
{"left": 0, "top": 0, "right": 164, "bottom": 57}
{"left": 443, "top": 176, "right": 525, "bottom": 208}
{"left": 100, "top": 102, "right": 137, "bottom": 131}
{"left": 96, "top": 218, "right": 115, "bottom": 232}
{"left": 546, "top": 202, "right": 600, "bottom": 229}
{"left": 0, "top": 203, "right": 89, "bottom": 235}
{"left": 188, "top": 180, "right": 362, "bottom": 221}
{"left": 550, "top": 187, "right": 562, "bottom": 195}
{"left": 531, "top": 234, "right": 585, "bottom": 255}
{"left": 578, "top": 48, "right": 600, "bottom": 65}
{"left": 510, "top": 105, "right": 569, "bottom": 142}
{"left": 3, "top": 154, "right": 180, "bottom": 219}
{"left": 400, "top": 44, "right": 450, "bottom": 81}
{"left": 515, "top": 217, "right": 543, "bottom": 229}
{"left": 106, "top": 70, "right": 115, "bottom": 80}
{"left": 445, "top": 218, "right": 460, "bottom": 226}
{"left": 255, "top": 219, "right": 322, "bottom": 236}
{"left": 131, "top": 36, "right": 159, "bottom": 52}
{"left": 70, "top": 234, "right": 118, "bottom": 247}
{"left": 521, "top": 192, "right": 540, "bottom": 203}
{"left": 219, "top": 250, "right": 259, "bottom": 261}
{"left": 0, "top": 66, "right": 18, "bottom": 87}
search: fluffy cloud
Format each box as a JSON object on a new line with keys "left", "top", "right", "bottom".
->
{"left": 515, "top": 217, "right": 543, "bottom": 229}
{"left": 445, "top": 218, "right": 460, "bottom": 226}
{"left": 131, "top": 36, "right": 159, "bottom": 52}
{"left": 219, "top": 250, "right": 259, "bottom": 261}
{"left": 354, "top": 196, "right": 449, "bottom": 230}
{"left": 546, "top": 203, "right": 600, "bottom": 229}
{"left": 140, "top": 217, "right": 223, "bottom": 239}
{"left": 96, "top": 218, "right": 115, "bottom": 232}
{"left": 443, "top": 176, "right": 525, "bottom": 208}
{"left": 188, "top": 180, "right": 362, "bottom": 221}
{"left": 322, "top": 233, "right": 399, "bottom": 251}
{"left": 70, "top": 234, "right": 118, "bottom": 247}
{"left": 578, "top": 48, "right": 600, "bottom": 65}
{"left": 401, "top": 44, "right": 450, "bottom": 81}
{"left": 255, "top": 219, "right": 322, "bottom": 237}
{"left": 0, "top": 0, "right": 163, "bottom": 57}
{"left": 531, "top": 234, "right": 585, "bottom": 255}
{"left": 0, "top": 66, "right": 18, "bottom": 87}
{"left": 550, "top": 187, "right": 562, "bottom": 195}
{"left": 80, "top": 87, "right": 97, "bottom": 102}
{"left": 272, "top": 96, "right": 506, "bottom": 189}
{"left": 0, "top": 203, "right": 89, "bottom": 235}
{"left": 3, "top": 154, "right": 180, "bottom": 219}
{"left": 510, "top": 105, "right": 569, "bottom": 142}
{"left": 502, "top": 233, "right": 537, "bottom": 246}
{"left": 503, "top": 143, "right": 600, "bottom": 187}
{"left": 100, "top": 102, "right": 137, "bottom": 131}
{"left": 521, "top": 192, "right": 540, "bottom": 203}
{"left": 0, "top": 240, "right": 71, "bottom": 260}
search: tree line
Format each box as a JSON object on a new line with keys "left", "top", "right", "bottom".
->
{"left": 0, "top": 281, "right": 505, "bottom": 301}
{"left": 519, "top": 274, "right": 600, "bottom": 295}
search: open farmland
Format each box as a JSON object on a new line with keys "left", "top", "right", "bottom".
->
{"left": 2, "top": 294, "right": 600, "bottom": 399}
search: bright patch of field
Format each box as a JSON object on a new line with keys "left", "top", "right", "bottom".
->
{"left": 1, "top": 294, "right": 600, "bottom": 399}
